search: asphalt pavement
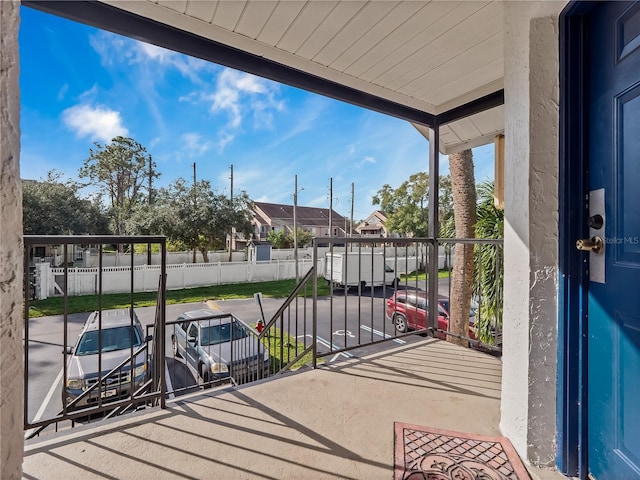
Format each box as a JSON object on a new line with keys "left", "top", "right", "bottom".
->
{"left": 24, "top": 277, "right": 451, "bottom": 436}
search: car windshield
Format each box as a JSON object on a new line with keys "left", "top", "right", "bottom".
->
{"left": 200, "top": 322, "right": 248, "bottom": 346}
{"left": 75, "top": 326, "right": 143, "bottom": 355}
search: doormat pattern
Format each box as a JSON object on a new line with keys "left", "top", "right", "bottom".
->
{"left": 394, "top": 422, "right": 531, "bottom": 480}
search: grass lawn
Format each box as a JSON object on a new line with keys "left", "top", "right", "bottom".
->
{"left": 27, "top": 278, "right": 330, "bottom": 318}
{"left": 401, "top": 269, "right": 451, "bottom": 282}
{"left": 255, "top": 326, "right": 322, "bottom": 371}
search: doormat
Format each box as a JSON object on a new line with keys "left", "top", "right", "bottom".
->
{"left": 394, "top": 422, "right": 531, "bottom": 480}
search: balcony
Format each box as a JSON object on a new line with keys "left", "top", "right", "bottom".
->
{"left": 24, "top": 339, "right": 505, "bottom": 479}
{"left": 22, "top": 236, "right": 563, "bottom": 479}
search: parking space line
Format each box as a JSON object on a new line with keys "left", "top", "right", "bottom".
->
{"left": 360, "top": 325, "right": 406, "bottom": 344}
{"left": 25, "top": 367, "right": 63, "bottom": 439}
{"left": 296, "top": 334, "right": 353, "bottom": 359}
{"left": 165, "top": 362, "right": 175, "bottom": 399}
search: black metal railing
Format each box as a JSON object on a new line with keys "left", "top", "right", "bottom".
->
{"left": 303, "top": 236, "right": 504, "bottom": 362}
{"left": 163, "top": 311, "right": 270, "bottom": 396}
{"left": 159, "top": 236, "right": 504, "bottom": 392}
{"left": 439, "top": 238, "right": 503, "bottom": 352}
{"left": 23, "top": 236, "right": 166, "bottom": 439}
{"left": 311, "top": 237, "right": 436, "bottom": 362}
{"left": 258, "top": 266, "right": 316, "bottom": 373}
{"left": 23, "top": 234, "right": 503, "bottom": 439}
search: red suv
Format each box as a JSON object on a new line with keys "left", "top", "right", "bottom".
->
{"left": 385, "top": 291, "right": 476, "bottom": 340}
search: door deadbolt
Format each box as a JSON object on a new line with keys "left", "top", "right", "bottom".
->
{"left": 588, "top": 214, "right": 604, "bottom": 230}
{"left": 576, "top": 236, "right": 604, "bottom": 254}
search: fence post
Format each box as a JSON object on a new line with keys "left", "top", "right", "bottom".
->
{"left": 34, "top": 263, "right": 49, "bottom": 300}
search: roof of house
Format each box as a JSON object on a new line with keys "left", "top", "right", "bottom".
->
{"left": 254, "top": 202, "right": 347, "bottom": 227}
{"left": 357, "top": 210, "right": 388, "bottom": 230}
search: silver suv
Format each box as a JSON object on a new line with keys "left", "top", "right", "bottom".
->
{"left": 171, "top": 309, "right": 269, "bottom": 386}
{"left": 64, "top": 309, "right": 149, "bottom": 410}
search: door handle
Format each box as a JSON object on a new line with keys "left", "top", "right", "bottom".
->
{"left": 576, "top": 236, "right": 604, "bottom": 254}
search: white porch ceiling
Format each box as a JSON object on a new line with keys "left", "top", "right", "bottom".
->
{"left": 101, "top": 0, "right": 505, "bottom": 153}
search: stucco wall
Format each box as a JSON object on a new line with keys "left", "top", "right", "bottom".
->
{"left": 0, "top": 1, "right": 24, "bottom": 478}
{"left": 501, "top": 0, "right": 565, "bottom": 468}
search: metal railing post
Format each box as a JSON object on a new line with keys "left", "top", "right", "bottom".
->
{"left": 160, "top": 241, "right": 167, "bottom": 409}
{"left": 428, "top": 126, "right": 440, "bottom": 332}
{"left": 312, "top": 240, "right": 318, "bottom": 369}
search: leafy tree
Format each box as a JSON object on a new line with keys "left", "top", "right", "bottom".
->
{"left": 79, "top": 136, "right": 159, "bottom": 236}
{"left": 294, "top": 228, "right": 314, "bottom": 248}
{"left": 471, "top": 180, "right": 504, "bottom": 344}
{"left": 372, "top": 173, "right": 453, "bottom": 237}
{"left": 22, "top": 171, "right": 110, "bottom": 234}
{"left": 146, "top": 178, "right": 253, "bottom": 262}
{"left": 439, "top": 174, "right": 454, "bottom": 228}
{"left": 267, "top": 230, "right": 289, "bottom": 248}
{"left": 372, "top": 172, "right": 429, "bottom": 236}
{"left": 442, "top": 179, "right": 503, "bottom": 345}
{"left": 267, "top": 228, "right": 313, "bottom": 249}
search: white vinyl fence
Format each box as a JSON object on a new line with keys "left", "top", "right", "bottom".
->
{"left": 33, "top": 258, "right": 318, "bottom": 299}
{"left": 33, "top": 248, "right": 447, "bottom": 300}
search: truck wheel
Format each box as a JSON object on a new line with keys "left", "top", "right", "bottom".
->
{"left": 359, "top": 281, "right": 366, "bottom": 293}
{"left": 394, "top": 314, "right": 408, "bottom": 333}
{"left": 171, "top": 336, "right": 181, "bottom": 358}
{"left": 392, "top": 278, "right": 399, "bottom": 289}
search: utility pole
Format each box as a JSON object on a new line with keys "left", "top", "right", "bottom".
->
{"left": 293, "top": 174, "right": 299, "bottom": 280}
{"left": 329, "top": 177, "right": 333, "bottom": 237}
{"left": 193, "top": 162, "right": 197, "bottom": 189}
{"left": 147, "top": 157, "right": 153, "bottom": 265}
{"left": 192, "top": 162, "right": 197, "bottom": 263}
{"left": 229, "top": 164, "right": 234, "bottom": 262}
{"left": 350, "top": 182, "right": 354, "bottom": 238}
{"left": 148, "top": 158, "right": 153, "bottom": 206}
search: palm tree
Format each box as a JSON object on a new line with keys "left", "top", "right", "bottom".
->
{"left": 447, "top": 149, "right": 476, "bottom": 347}
{"left": 441, "top": 180, "right": 504, "bottom": 345}
{"left": 472, "top": 180, "right": 504, "bottom": 344}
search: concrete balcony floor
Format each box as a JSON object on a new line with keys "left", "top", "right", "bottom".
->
{"left": 22, "top": 339, "right": 563, "bottom": 480}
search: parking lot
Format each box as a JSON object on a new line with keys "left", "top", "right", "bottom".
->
{"left": 25, "top": 285, "right": 436, "bottom": 435}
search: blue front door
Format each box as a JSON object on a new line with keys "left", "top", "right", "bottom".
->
{"left": 587, "top": 2, "right": 640, "bottom": 478}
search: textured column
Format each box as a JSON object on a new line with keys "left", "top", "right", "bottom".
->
{"left": 501, "top": 1, "right": 563, "bottom": 468}
{"left": 0, "top": 1, "right": 24, "bottom": 478}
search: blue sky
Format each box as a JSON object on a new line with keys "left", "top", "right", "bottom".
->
{"left": 19, "top": 6, "right": 494, "bottom": 221}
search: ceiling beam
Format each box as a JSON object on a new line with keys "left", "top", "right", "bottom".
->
{"left": 435, "top": 90, "right": 505, "bottom": 126}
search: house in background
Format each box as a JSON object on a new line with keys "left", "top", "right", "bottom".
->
{"left": 356, "top": 210, "right": 393, "bottom": 238}
{"left": 252, "top": 202, "right": 349, "bottom": 242}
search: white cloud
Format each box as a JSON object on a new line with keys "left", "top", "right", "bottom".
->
{"left": 181, "top": 132, "right": 214, "bottom": 157}
{"left": 132, "top": 42, "right": 208, "bottom": 81}
{"left": 352, "top": 155, "right": 377, "bottom": 169}
{"left": 57, "top": 84, "right": 69, "bottom": 101}
{"left": 62, "top": 104, "right": 128, "bottom": 143}
{"left": 137, "top": 42, "right": 172, "bottom": 62}
{"left": 217, "top": 132, "right": 235, "bottom": 153}
{"left": 203, "top": 69, "right": 285, "bottom": 151}
{"left": 210, "top": 69, "right": 269, "bottom": 126}
{"left": 90, "top": 31, "right": 208, "bottom": 82}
